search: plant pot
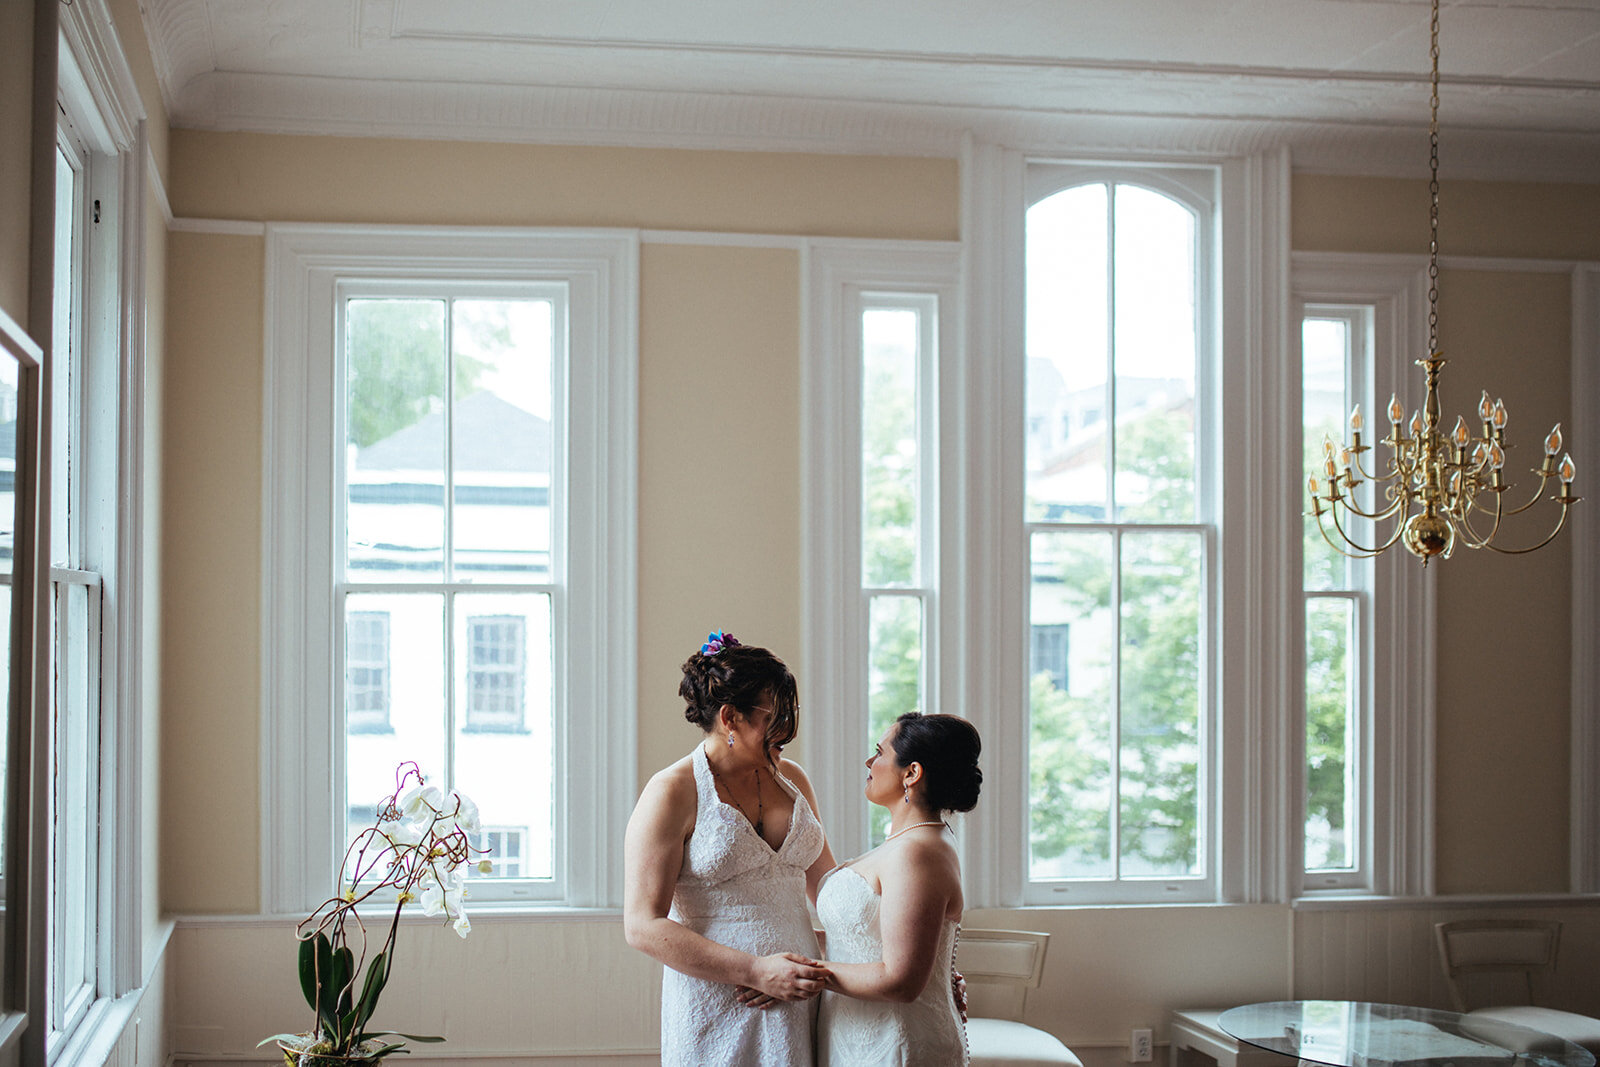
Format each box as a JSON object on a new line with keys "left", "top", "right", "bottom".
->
{"left": 276, "top": 1034, "right": 401, "bottom": 1067}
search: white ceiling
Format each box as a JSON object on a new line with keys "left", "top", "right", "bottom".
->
{"left": 138, "top": 0, "right": 1600, "bottom": 179}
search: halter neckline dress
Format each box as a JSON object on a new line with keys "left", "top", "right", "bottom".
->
{"left": 659, "top": 744, "right": 825, "bottom": 1066}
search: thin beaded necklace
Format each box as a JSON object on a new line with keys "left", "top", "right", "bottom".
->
{"left": 882, "top": 819, "right": 948, "bottom": 844}
{"left": 706, "top": 743, "right": 764, "bottom": 837}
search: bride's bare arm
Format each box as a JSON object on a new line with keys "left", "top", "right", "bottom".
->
{"left": 623, "top": 763, "right": 830, "bottom": 1001}
{"left": 822, "top": 838, "right": 959, "bottom": 1003}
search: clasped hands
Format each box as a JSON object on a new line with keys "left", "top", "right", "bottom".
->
{"left": 735, "top": 952, "right": 831, "bottom": 1009}
{"left": 735, "top": 957, "right": 970, "bottom": 1022}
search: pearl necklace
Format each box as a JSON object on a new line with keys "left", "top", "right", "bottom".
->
{"left": 882, "top": 819, "right": 948, "bottom": 844}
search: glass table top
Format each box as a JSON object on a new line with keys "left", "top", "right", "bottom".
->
{"left": 1218, "top": 1001, "right": 1596, "bottom": 1067}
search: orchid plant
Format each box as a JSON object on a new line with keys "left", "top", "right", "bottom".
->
{"left": 264, "top": 763, "right": 489, "bottom": 1065}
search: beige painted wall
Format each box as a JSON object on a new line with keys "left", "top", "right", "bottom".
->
{"left": 636, "top": 242, "right": 805, "bottom": 785}
{"left": 0, "top": 0, "right": 34, "bottom": 322}
{"left": 162, "top": 229, "right": 264, "bottom": 913}
{"left": 1431, "top": 268, "right": 1574, "bottom": 894}
{"left": 1293, "top": 175, "right": 1600, "bottom": 260}
{"left": 168, "top": 131, "right": 959, "bottom": 240}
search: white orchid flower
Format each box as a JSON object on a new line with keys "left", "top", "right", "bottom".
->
{"left": 451, "top": 911, "right": 471, "bottom": 938}
{"left": 420, "top": 873, "right": 465, "bottom": 919}
{"left": 399, "top": 783, "right": 446, "bottom": 821}
{"left": 384, "top": 819, "right": 424, "bottom": 848}
{"left": 449, "top": 791, "right": 482, "bottom": 835}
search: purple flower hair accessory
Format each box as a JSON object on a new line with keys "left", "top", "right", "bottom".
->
{"left": 701, "top": 630, "right": 740, "bottom": 655}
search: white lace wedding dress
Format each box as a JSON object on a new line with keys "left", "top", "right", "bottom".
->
{"left": 815, "top": 864, "right": 968, "bottom": 1066}
{"left": 659, "top": 744, "right": 825, "bottom": 1066}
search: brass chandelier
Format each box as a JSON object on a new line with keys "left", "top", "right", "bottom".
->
{"left": 1307, "top": 0, "right": 1579, "bottom": 565}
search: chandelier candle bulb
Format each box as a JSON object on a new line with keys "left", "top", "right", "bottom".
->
{"left": 1546, "top": 424, "right": 1562, "bottom": 456}
{"left": 1389, "top": 394, "right": 1406, "bottom": 425}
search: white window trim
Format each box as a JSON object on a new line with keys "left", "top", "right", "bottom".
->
{"left": 262, "top": 224, "right": 637, "bottom": 914}
{"left": 800, "top": 238, "right": 961, "bottom": 863}
{"left": 1291, "top": 252, "right": 1435, "bottom": 899}
{"left": 957, "top": 145, "right": 1298, "bottom": 906}
{"left": 43, "top": 4, "right": 149, "bottom": 1051}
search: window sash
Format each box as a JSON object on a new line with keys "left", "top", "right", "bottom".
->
{"left": 1021, "top": 165, "right": 1218, "bottom": 904}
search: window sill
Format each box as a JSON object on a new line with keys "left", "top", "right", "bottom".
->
{"left": 50, "top": 990, "right": 137, "bottom": 1067}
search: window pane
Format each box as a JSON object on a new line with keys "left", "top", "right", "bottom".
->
{"left": 1119, "top": 531, "right": 1203, "bottom": 877}
{"left": 456, "top": 592, "right": 553, "bottom": 880}
{"left": 53, "top": 580, "right": 97, "bottom": 1018}
{"left": 451, "top": 299, "right": 554, "bottom": 584}
{"left": 1306, "top": 596, "right": 1357, "bottom": 871}
{"left": 867, "top": 594, "right": 923, "bottom": 844}
{"left": 1029, "top": 530, "right": 1113, "bottom": 879}
{"left": 346, "top": 299, "right": 447, "bottom": 580}
{"left": 1113, "top": 185, "right": 1197, "bottom": 523}
{"left": 862, "top": 307, "right": 920, "bottom": 588}
{"left": 1304, "top": 317, "right": 1353, "bottom": 589}
{"left": 345, "top": 592, "right": 446, "bottom": 858}
{"left": 1026, "top": 184, "right": 1109, "bottom": 523}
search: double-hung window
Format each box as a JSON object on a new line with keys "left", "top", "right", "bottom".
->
{"left": 36, "top": 0, "right": 151, "bottom": 1054}
{"left": 1022, "top": 168, "right": 1216, "bottom": 902}
{"left": 264, "top": 227, "right": 636, "bottom": 910}
{"left": 803, "top": 242, "right": 959, "bottom": 860}
{"left": 1293, "top": 256, "right": 1434, "bottom": 897}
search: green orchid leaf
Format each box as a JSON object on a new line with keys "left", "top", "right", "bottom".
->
{"left": 352, "top": 1043, "right": 407, "bottom": 1060}
{"left": 355, "top": 1033, "right": 444, "bottom": 1043}
{"left": 257, "top": 1035, "right": 309, "bottom": 1048}
{"left": 297, "top": 937, "right": 320, "bottom": 1011}
{"left": 328, "top": 946, "right": 355, "bottom": 1043}
{"left": 348, "top": 951, "right": 388, "bottom": 1034}
{"left": 313, "top": 934, "right": 338, "bottom": 1037}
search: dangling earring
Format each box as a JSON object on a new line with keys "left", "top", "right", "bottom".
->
{"left": 903, "top": 784, "right": 910, "bottom": 805}
{"left": 728, "top": 732, "right": 735, "bottom": 749}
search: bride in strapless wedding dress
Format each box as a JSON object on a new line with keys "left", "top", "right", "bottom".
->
{"left": 749, "top": 712, "right": 983, "bottom": 1067}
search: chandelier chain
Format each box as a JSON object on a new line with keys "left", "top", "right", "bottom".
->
{"left": 1427, "top": 0, "right": 1441, "bottom": 355}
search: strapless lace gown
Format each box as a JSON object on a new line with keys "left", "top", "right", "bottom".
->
{"left": 659, "top": 745, "right": 825, "bottom": 1066}
{"left": 816, "top": 865, "right": 968, "bottom": 1066}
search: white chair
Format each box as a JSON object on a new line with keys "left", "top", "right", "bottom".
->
{"left": 1434, "top": 919, "right": 1600, "bottom": 1057}
{"left": 959, "top": 928, "right": 1082, "bottom": 1067}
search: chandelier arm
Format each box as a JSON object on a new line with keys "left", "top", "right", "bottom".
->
{"left": 1334, "top": 492, "right": 1407, "bottom": 522}
{"left": 1492, "top": 472, "right": 1560, "bottom": 519}
{"left": 1324, "top": 499, "right": 1408, "bottom": 556}
{"left": 1312, "top": 510, "right": 1383, "bottom": 560}
{"left": 1476, "top": 503, "right": 1576, "bottom": 556}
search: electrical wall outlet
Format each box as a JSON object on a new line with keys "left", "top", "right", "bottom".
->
{"left": 1131, "top": 1027, "right": 1154, "bottom": 1062}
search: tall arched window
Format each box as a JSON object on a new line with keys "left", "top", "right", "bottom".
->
{"left": 1023, "top": 172, "right": 1215, "bottom": 901}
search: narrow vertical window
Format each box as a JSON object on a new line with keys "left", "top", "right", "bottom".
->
{"left": 49, "top": 130, "right": 101, "bottom": 1042}
{"left": 341, "top": 292, "right": 559, "bottom": 894}
{"left": 861, "top": 295, "right": 936, "bottom": 845}
{"left": 1301, "top": 307, "right": 1372, "bottom": 886}
{"left": 1024, "top": 175, "right": 1211, "bottom": 899}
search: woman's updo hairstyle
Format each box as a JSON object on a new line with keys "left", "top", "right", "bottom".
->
{"left": 891, "top": 712, "right": 982, "bottom": 814}
{"left": 680, "top": 635, "right": 799, "bottom": 751}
